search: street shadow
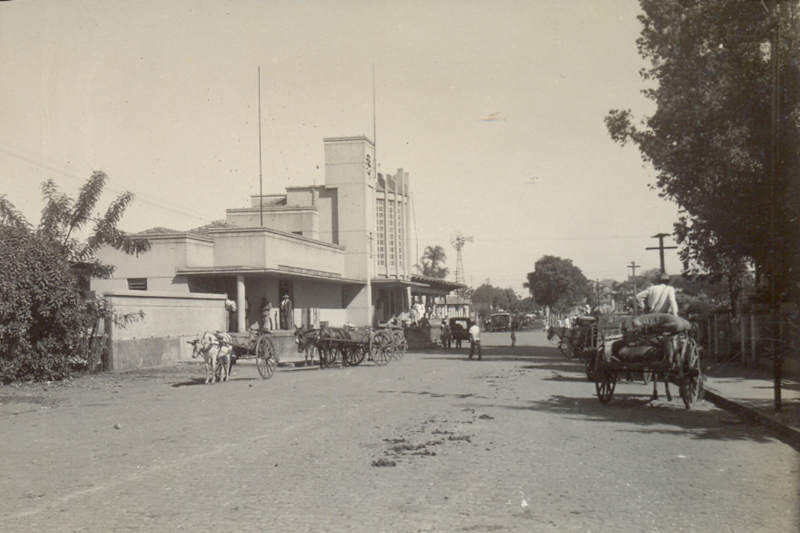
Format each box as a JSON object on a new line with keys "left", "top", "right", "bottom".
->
{"left": 376, "top": 390, "right": 491, "bottom": 400}
{"left": 170, "top": 376, "right": 263, "bottom": 387}
{"left": 172, "top": 378, "right": 217, "bottom": 387}
{"left": 487, "top": 393, "right": 798, "bottom": 450}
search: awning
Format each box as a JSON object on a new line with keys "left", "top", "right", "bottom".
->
{"left": 176, "top": 265, "right": 365, "bottom": 285}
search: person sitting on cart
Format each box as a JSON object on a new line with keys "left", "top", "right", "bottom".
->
{"left": 636, "top": 272, "right": 678, "bottom": 316}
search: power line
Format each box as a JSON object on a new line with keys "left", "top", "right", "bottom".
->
{"left": 0, "top": 145, "right": 213, "bottom": 223}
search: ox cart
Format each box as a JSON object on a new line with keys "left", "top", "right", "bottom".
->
{"left": 228, "top": 329, "right": 277, "bottom": 379}
{"left": 296, "top": 325, "right": 406, "bottom": 368}
{"left": 592, "top": 313, "right": 702, "bottom": 409}
{"left": 548, "top": 315, "right": 627, "bottom": 381}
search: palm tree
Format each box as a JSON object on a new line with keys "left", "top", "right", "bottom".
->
{"left": 420, "top": 245, "right": 449, "bottom": 279}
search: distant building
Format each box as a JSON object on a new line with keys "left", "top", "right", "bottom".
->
{"left": 93, "top": 136, "right": 463, "bottom": 333}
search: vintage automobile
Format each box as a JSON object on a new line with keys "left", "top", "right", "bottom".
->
{"left": 486, "top": 312, "right": 512, "bottom": 332}
{"left": 445, "top": 317, "right": 473, "bottom": 348}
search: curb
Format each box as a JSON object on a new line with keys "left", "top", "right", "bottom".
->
{"left": 702, "top": 385, "right": 800, "bottom": 451}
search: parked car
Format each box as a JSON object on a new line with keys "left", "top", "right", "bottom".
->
{"left": 486, "top": 312, "right": 512, "bottom": 332}
{"left": 445, "top": 317, "right": 473, "bottom": 348}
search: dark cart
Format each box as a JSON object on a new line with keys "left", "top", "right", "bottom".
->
{"left": 311, "top": 326, "right": 398, "bottom": 367}
{"left": 592, "top": 314, "right": 702, "bottom": 409}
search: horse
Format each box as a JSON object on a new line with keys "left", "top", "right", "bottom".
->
{"left": 295, "top": 325, "right": 354, "bottom": 368}
{"left": 188, "top": 331, "right": 233, "bottom": 384}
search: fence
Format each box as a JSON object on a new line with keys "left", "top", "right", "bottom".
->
{"left": 699, "top": 304, "right": 799, "bottom": 375}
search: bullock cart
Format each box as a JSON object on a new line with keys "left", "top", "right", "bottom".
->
{"left": 227, "top": 329, "right": 277, "bottom": 379}
{"left": 592, "top": 313, "right": 702, "bottom": 409}
{"left": 548, "top": 315, "right": 626, "bottom": 381}
{"left": 296, "top": 325, "right": 396, "bottom": 368}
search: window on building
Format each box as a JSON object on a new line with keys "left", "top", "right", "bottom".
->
{"left": 127, "top": 278, "right": 147, "bottom": 291}
{"left": 397, "top": 202, "right": 404, "bottom": 268}
{"left": 375, "top": 200, "right": 385, "bottom": 267}
{"left": 387, "top": 201, "right": 395, "bottom": 267}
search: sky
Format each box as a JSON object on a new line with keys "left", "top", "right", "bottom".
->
{"left": 0, "top": 0, "right": 683, "bottom": 293}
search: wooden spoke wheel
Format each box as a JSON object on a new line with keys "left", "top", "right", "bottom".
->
{"left": 255, "top": 336, "right": 276, "bottom": 379}
{"left": 325, "top": 345, "right": 343, "bottom": 367}
{"left": 391, "top": 330, "right": 407, "bottom": 360}
{"left": 312, "top": 346, "right": 331, "bottom": 369}
{"left": 594, "top": 356, "right": 616, "bottom": 404}
{"left": 680, "top": 340, "right": 702, "bottom": 409}
{"left": 585, "top": 350, "right": 598, "bottom": 382}
{"left": 370, "top": 331, "right": 392, "bottom": 366}
{"left": 349, "top": 345, "right": 367, "bottom": 366}
{"left": 559, "top": 339, "right": 575, "bottom": 360}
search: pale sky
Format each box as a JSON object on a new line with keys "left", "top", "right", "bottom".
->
{"left": 0, "top": 0, "right": 683, "bottom": 292}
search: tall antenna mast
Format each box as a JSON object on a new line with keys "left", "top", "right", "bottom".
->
{"left": 258, "top": 66, "right": 264, "bottom": 227}
{"left": 372, "top": 64, "right": 377, "bottom": 173}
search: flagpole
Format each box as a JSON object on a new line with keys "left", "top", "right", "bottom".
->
{"left": 258, "top": 66, "right": 264, "bottom": 227}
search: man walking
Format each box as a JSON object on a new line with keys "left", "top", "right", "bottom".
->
{"left": 636, "top": 272, "right": 678, "bottom": 316}
{"left": 469, "top": 320, "right": 482, "bottom": 361}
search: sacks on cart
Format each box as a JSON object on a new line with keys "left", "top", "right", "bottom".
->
{"left": 342, "top": 324, "right": 371, "bottom": 343}
{"left": 611, "top": 314, "right": 691, "bottom": 364}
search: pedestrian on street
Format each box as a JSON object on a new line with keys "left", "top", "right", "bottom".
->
{"left": 469, "top": 321, "right": 482, "bottom": 361}
{"left": 280, "top": 293, "right": 294, "bottom": 330}
{"left": 636, "top": 272, "right": 678, "bottom": 316}
{"left": 510, "top": 319, "right": 516, "bottom": 347}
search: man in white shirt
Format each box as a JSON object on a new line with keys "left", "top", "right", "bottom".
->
{"left": 636, "top": 272, "right": 678, "bottom": 316}
{"left": 469, "top": 321, "right": 482, "bottom": 361}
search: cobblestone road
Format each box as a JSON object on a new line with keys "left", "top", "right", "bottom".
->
{"left": 1, "top": 330, "right": 798, "bottom": 532}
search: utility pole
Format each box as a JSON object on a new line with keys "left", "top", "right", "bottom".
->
{"left": 646, "top": 233, "right": 677, "bottom": 273}
{"left": 769, "top": 0, "right": 783, "bottom": 411}
{"left": 628, "top": 261, "right": 640, "bottom": 316}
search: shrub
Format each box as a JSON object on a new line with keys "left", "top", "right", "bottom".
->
{"left": 0, "top": 226, "right": 85, "bottom": 383}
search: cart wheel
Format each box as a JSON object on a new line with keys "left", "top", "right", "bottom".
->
{"left": 370, "top": 331, "right": 391, "bottom": 366}
{"left": 392, "top": 330, "right": 407, "bottom": 360}
{"left": 585, "top": 350, "right": 598, "bottom": 382}
{"left": 680, "top": 340, "right": 702, "bottom": 409}
{"left": 312, "top": 346, "right": 330, "bottom": 369}
{"left": 595, "top": 369, "right": 616, "bottom": 404}
{"left": 325, "top": 346, "right": 342, "bottom": 367}
{"left": 594, "top": 355, "right": 616, "bottom": 404}
{"left": 559, "top": 339, "right": 575, "bottom": 360}
{"left": 255, "top": 336, "right": 276, "bottom": 379}
{"left": 349, "top": 345, "right": 367, "bottom": 366}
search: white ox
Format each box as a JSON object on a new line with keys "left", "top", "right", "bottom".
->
{"left": 188, "top": 331, "right": 233, "bottom": 384}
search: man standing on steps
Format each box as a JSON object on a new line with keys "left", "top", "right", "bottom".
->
{"left": 469, "top": 320, "right": 482, "bottom": 361}
{"left": 280, "top": 293, "right": 294, "bottom": 330}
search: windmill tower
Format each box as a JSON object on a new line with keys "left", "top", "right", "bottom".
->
{"left": 450, "top": 231, "right": 474, "bottom": 286}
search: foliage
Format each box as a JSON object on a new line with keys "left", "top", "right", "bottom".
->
{"left": 0, "top": 172, "right": 149, "bottom": 382}
{"left": 0, "top": 226, "right": 84, "bottom": 382}
{"left": 418, "top": 245, "right": 449, "bottom": 279}
{"left": 524, "top": 256, "right": 590, "bottom": 312}
{"left": 605, "top": 0, "right": 800, "bottom": 303}
{"left": 471, "top": 283, "right": 538, "bottom": 319}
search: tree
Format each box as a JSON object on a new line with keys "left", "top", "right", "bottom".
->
{"left": 525, "top": 256, "right": 589, "bottom": 312}
{"left": 605, "top": 0, "right": 800, "bottom": 304}
{"left": 0, "top": 172, "right": 149, "bottom": 381}
{"left": 0, "top": 225, "right": 85, "bottom": 382}
{"left": 418, "top": 245, "right": 450, "bottom": 279}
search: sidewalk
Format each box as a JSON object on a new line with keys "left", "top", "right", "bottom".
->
{"left": 702, "top": 359, "right": 800, "bottom": 450}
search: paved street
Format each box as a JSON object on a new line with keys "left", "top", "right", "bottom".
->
{"left": 1, "top": 329, "right": 798, "bottom": 533}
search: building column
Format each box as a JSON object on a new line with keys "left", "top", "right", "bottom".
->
{"left": 236, "top": 274, "right": 246, "bottom": 334}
